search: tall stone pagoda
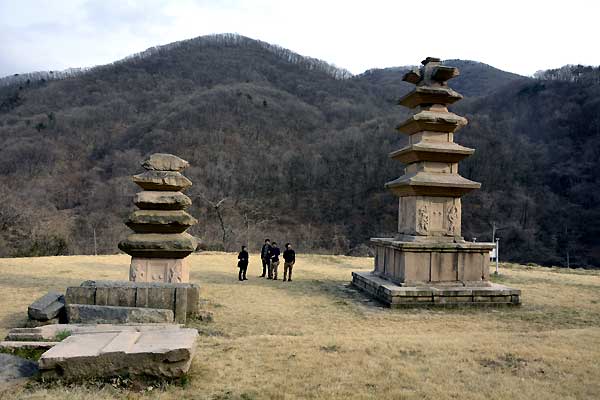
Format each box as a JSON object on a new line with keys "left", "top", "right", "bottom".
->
{"left": 352, "top": 57, "right": 521, "bottom": 306}
{"left": 119, "top": 153, "right": 198, "bottom": 283}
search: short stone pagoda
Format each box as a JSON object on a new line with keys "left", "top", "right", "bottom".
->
{"left": 119, "top": 153, "right": 198, "bottom": 283}
{"left": 352, "top": 57, "right": 520, "bottom": 306}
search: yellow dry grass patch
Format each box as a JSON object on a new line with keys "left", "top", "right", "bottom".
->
{"left": 0, "top": 253, "right": 599, "bottom": 399}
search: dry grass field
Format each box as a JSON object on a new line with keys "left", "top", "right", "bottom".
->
{"left": 0, "top": 252, "right": 599, "bottom": 400}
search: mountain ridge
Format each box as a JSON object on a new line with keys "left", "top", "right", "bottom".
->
{"left": 0, "top": 34, "right": 598, "bottom": 267}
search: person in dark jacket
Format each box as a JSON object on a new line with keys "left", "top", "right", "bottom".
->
{"left": 260, "top": 239, "right": 271, "bottom": 278}
{"left": 237, "top": 245, "right": 249, "bottom": 281}
{"left": 269, "top": 242, "right": 281, "bottom": 280}
{"left": 283, "top": 243, "right": 296, "bottom": 282}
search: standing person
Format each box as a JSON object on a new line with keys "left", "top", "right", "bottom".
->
{"left": 269, "top": 242, "right": 281, "bottom": 280}
{"left": 283, "top": 243, "right": 296, "bottom": 282}
{"left": 237, "top": 245, "right": 249, "bottom": 281}
{"left": 260, "top": 239, "right": 271, "bottom": 278}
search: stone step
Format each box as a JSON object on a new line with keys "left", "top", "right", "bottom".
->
{"left": 66, "top": 304, "right": 174, "bottom": 324}
{"left": 0, "top": 341, "right": 59, "bottom": 351}
{"left": 6, "top": 323, "right": 183, "bottom": 341}
{"left": 39, "top": 328, "right": 198, "bottom": 379}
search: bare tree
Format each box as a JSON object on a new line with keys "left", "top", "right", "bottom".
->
{"left": 199, "top": 195, "right": 230, "bottom": 251}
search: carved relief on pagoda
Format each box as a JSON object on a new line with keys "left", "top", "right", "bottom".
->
{"left": 416, "top": 204, "right": 430, "bottom": 235}
{"left": 447, "top": 204, "right": 459, "bottom": 235}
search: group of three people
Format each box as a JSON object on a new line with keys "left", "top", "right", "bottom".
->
{"left": 237, "top": 239, "right": 296, "bottom": 282}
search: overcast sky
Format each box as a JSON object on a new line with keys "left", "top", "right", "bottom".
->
{"left": 1, "top": 0, "right": 598, "bottom": 78}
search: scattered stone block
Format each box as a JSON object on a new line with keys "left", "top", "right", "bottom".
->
{"left": 66, "top": 304, "right": 174, "bottom": 324}
{"left": 27, "top": 292, "right": 65, "bottom": 321}
{"left": 39, "top": 328, "right": 198, "bottom": 379}
{"left": 0, "top": 354, "right": 38, "bottom": 382}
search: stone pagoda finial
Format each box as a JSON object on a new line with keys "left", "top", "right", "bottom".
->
{"left": 386, "top": 57, "right": 479, "bottom": 239}
{"left": 119, "top": 153, "right": 198, "bottom": 283}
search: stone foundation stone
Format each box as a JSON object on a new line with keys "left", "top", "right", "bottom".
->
{"left": 38, "top": 328, "right": 198, "bottom": 379}
{"left": 66, "top": 304, "right": 174, "bottom": 324}
{"left": 65, "top": 280, "right": 200, "bottom": 323}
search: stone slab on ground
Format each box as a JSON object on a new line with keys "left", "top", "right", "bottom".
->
{"left": 27, "top": 292, "right": 65, "bottom": 321}
{"left": 6, "top": 323, "right": 183, "bottom": 341}
{"left": 351, "top": 271, "right": 521, "bottom": 307}
{"left": 39, "top": 328, "right": 198, "bottom": 379}
{"left": 65, "top": 280, "right": 200, "bottom": 323}
{"left": 66, "top": 304, "right": 174, "bottom": 324}
{"left": 0, "top": 354, "right": 38, "bottom": 382}
{"left": 0, "top": 341, "right": 59, "bottom": 351}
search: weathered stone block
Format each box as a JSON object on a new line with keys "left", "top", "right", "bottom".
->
{"left": 431, "top": 252, "right": 458, "bottom": 281}
{"left": 39, "top": 328, "right": 198, "bottom": 379}
{"left": 28, "top": 292, "right": 65, "bottom": 321}
{"left": 106, "top": 287, "right": 136, "bottom": 307}
{"left": 148, "top": 286, "right": 176, "bottom": 310}
{"left": 95, "top": 287, "right": 109, "bottom": 305}
{"left": 65, "top": 287, "right": 95, "bottom": 305}
{"left": 66, "top": 304, "right": 174, "bottom": 324}
{"left": 174, "top": 288, "right": 188, "bottom": 323}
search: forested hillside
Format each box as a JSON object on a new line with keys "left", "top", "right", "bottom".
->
{"left": 0, "top": 34, "right": 598, "bottom": 267}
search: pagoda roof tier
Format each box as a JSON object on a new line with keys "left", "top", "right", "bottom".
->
{"left": 389, "top": 141, "right": 474, "bottom": 164}
{"left": 431, "top": 65, "right": 459, "bottom": 82}
{"left": 397, "top": 110, "right": 467, "bottom": 135}
{"left": 385, "top": 171, "right": 480, "bottom": 197}
{"left": 125, "top": 210, "right": 198, "bottom": 234}
{"left": 118, "top": 232, "right": 198, "bottom": 258}
{"left": 398, "top": 86, "right": 463, "bottom": 109}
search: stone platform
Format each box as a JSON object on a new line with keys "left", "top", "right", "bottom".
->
{"left": 39, "top": 328, "right": 198, "bottom": 379}
{"left": 65, "top": 280, "right": 200, "bottom": 323}
{"left": 352, "top": 271, "right": 521, "bottom": 307}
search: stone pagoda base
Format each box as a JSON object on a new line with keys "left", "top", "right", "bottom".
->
{"left": 129, "top": 258, "right": 190, "bottom": 283}
{"left": 352, "top": 271, "right": 520, "bottom": 307}
{"left": 351, "top": 237, "right": 521, "bottom": 307}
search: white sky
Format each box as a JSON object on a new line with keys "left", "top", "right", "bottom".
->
{"left": 0, "top": 0, "right": 598, "bottom": 78}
